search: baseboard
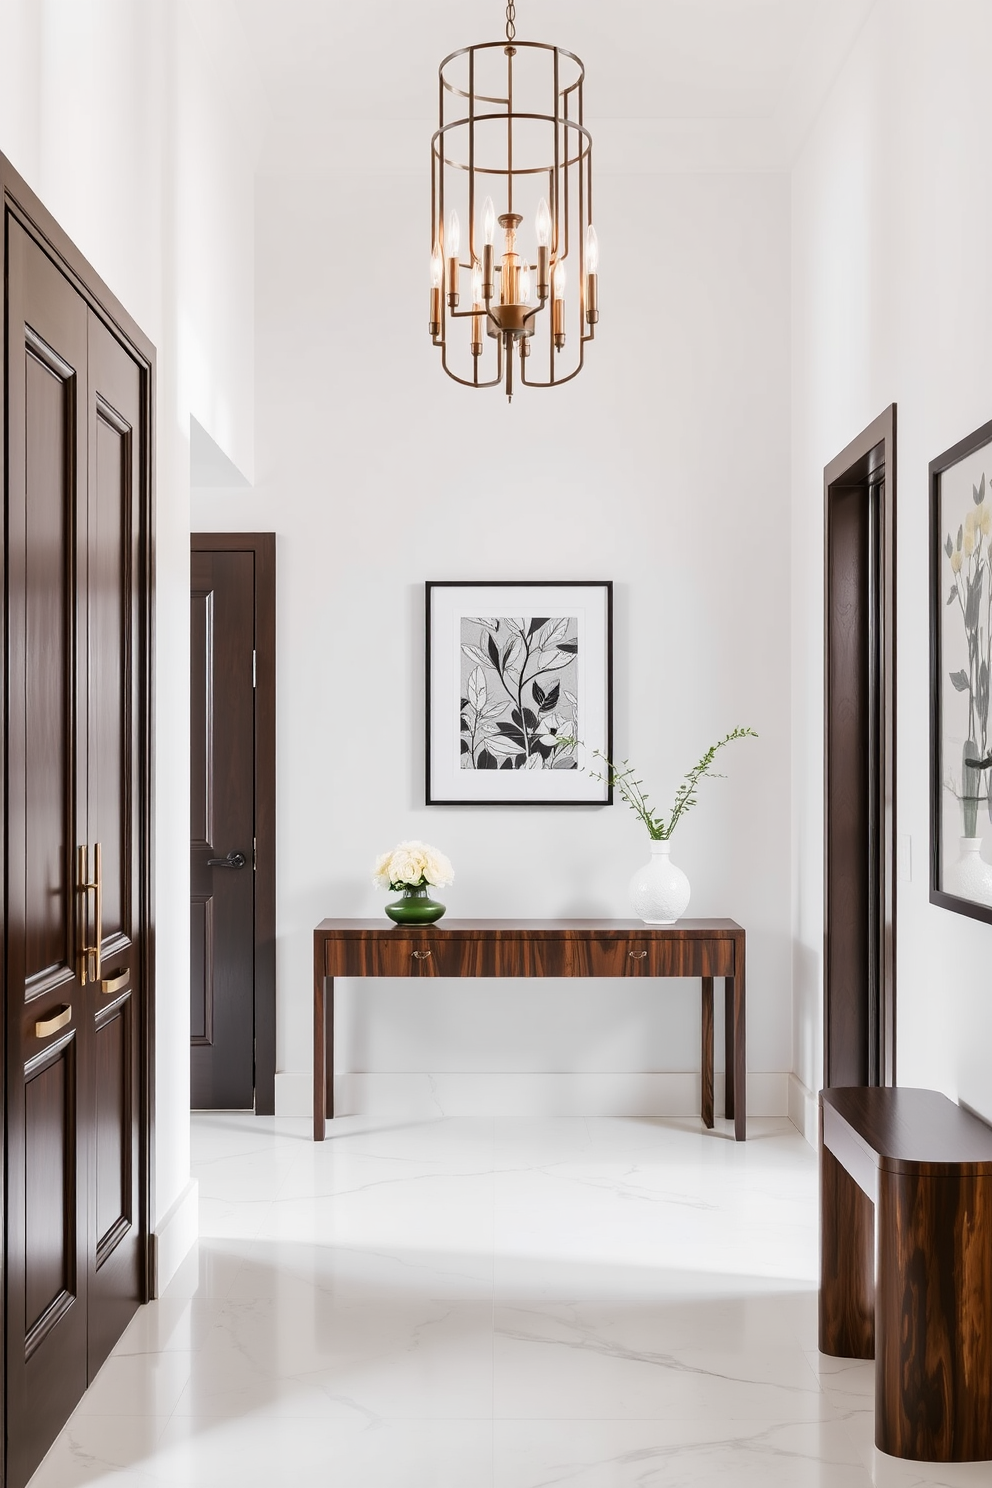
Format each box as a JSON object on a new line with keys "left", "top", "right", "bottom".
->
{"left": 275, "top": 1071, "right": 313, "bottom": 1117}
{"left": 276, "top": 1070, "right": 790, "bottom": 1119}
{"left": 788, "top": 1072, "right": 818, "bottom": 1148}
{"left": 151, "top": 1178, "right": 199, "bottom": 1298}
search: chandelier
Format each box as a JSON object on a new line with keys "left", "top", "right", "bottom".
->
{"left": 429, "top": 1, "right": 598, "bottom": 400}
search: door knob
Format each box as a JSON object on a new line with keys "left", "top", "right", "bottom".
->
{"left": 207, "top": 851, "right": 247, "bottom": 869}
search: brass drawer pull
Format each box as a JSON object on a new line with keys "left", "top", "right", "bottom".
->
{"left": 628, "top": 949, "right": 648, "bottom": 960}
{"left": 411, "top": 948, "right": 433, "bottom": 960}
{"left": 100, "top": 968, "right": 130, "bottom": 995}
{"left": 35, "top": 1005, "right": 71, "bottom": 1038}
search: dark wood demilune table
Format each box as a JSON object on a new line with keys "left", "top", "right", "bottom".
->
{"left": 313, "top": 919, "right": 746, "bottom": 1142}
{"left": 820, "top": 1086, "right": 992, "bottom": 1462}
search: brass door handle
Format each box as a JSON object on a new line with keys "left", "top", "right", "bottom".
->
{"left": 35, "top": 1005, "right": 72, "bottom": 1038}
{"left": 77, "top": 842, "right": 103, "bottom": 983}
{"left": 100, "top": 968, "right": 130, "bottom": 995}
{"left": 411, "top": 949, "right": 433, "bottom": 960}
{"left": 628, "top": 949, "right": 648, "bottom": 960}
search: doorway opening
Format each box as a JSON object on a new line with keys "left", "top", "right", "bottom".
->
{"left": 190, "top": 533, "right": 276, "bottom": 1112}
{"left": 824, "top": 406, "right": 896, "bottom": 1089}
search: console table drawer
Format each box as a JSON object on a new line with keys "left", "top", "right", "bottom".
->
{"left": 569, "top": 938, "right": 735, "bottom": 978}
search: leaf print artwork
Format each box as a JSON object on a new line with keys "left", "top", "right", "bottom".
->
{"left": 459, "top": 616, "right": 579, "bottom": 770}
{"left": 943, "top": 469, "right": 992, "bottom": 834}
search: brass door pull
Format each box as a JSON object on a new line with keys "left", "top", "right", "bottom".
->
{"left": 77, "top": 842, "right": 103, "bottom": 984}
{"left": 411, "top": 949, "right": 433, "bottom": 960}
{"left": 100, "top": 968, "right": 130, "bottom": 995}
{"left": 628, "top": 949, "right": 648, "bottom": 960}
{"left": 35, "top": 1005, "right": 72, "bottom": 1038}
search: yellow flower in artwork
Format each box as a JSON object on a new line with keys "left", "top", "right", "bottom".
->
{"left": 965, "top": 510, "right": 977, "bottom": 537}
{"left": 981, "top": 506, "right": 991, "bottom": 538}
{"left": 951, "top": 549, "right": 963, "bottom": 574}
{"left": 965, "top": 529, "right": 976, "bottom": 557}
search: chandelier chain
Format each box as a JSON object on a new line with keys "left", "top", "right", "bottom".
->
{"left": 505, "top": 1, "right": 516, "bottom": 43}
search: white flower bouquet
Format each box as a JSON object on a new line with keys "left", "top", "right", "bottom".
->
{"left": 373, "top": 840, "right": 454, "bottom": 892}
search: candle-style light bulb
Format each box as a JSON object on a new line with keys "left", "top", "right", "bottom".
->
{"left": 520, "top": 264, "right": 532, "bottom": 304}
{"left": 446, "top": 211, "right": 460, "bottom": 308}
{"left": 536, "top": 197, "right": 551, "bottom": 248}
{"left": 552, "top": 260, "right": 566, "bottom": 349}
{"left": 429, "top": 242, "right": 443, "bottom": 336}
{"left": 584, "top": 225, "right": 600, "bottom": 326}
{"left": 472, "top": 262, "right": 484, "bottom": 306}
{"left": 481, "top": 198, "right": 496, "bottom": 300}
{"left": 585, "top": 224, "right": 599, "bottom": 273}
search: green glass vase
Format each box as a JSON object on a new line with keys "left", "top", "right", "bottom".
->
{"left": 384, "top": 883, "right": 447, "bottom": 925}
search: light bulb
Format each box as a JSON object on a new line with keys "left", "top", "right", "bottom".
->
{"left": 430, "top": 244, "right": 443, "bottom": 289}
{"left": 585, "top": 224, "right": 599, "bottom": 273}
{"left": 472, "top": 262, "right": 483, "bottom": 306}
{"left": 447, "top": 210, "right": 460, "bottom": 257}
{"left": 536, "top": 197, "right": 551, "bottom": 248}
{"left": 553, "top": 260, "right": 566, "bottom": 299}
{"left": 483, "top": 197, "right": 496, "bottom": 246}
{"left": 520, "top": 264, "right": 532, "bottom": 304}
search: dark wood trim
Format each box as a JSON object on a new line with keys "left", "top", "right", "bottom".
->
{"left": 823, "top": 404, "right": 897, "bottom": 1089}
{"left": 313, "top": 919, "right": 746, "bottom": 1142}
{"left": 425, "top": 580, "right": 613, "bottom": 806}
{"left": 929, "top": 417, "right": 992, "bottom": 924}
{"left": 0, "top": 149, "right": 157, "bottom": 1336}
{"left": 191, "top": 533, "right": 277, "bottom": 1113}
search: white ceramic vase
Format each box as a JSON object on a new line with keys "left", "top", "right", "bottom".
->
{"left": 629, "top": 840, "right": 691, "bottom": 925}
{"left": 947, "top": 836, "right": 992, "bottom": 905}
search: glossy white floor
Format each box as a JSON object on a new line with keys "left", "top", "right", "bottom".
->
{"left": 28, "top": 1112, "right": 992, "bottom": 1487}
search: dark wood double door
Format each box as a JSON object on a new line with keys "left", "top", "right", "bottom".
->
{"left": 3, "top": 188, "right": 152, "bottom": 1487}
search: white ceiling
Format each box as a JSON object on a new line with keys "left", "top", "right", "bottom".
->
{"left": 228, "top": 0, "right": 877, "bottom": 170}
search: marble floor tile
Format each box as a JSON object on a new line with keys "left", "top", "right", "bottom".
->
{"left": 27, "top": 1113, "right": 992, "bottom": 1487}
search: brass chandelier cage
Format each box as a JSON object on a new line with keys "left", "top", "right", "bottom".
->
{"left": 429, "top": 1, "right": 598, "bottom": 399}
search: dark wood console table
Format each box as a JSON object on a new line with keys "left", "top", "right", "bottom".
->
{"left": 820, "top": 1087, "right": 992, "bottom": 1461}
{"left": 313, "top": 918, "right": 746, "bottom": 1142}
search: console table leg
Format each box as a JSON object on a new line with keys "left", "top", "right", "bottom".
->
{"left": 724, "top": 979, "right": 735, "bottom": 1122}
{"left": 313, "top": 963, "right": 324, "bottom": 1141}
{"left": 875, "top": 1170, "right": 992, "bottom": 1461}
{"left": 701, "top": 977, "right": 714, "bottom": 1128}
{"left": 819, "top": 1136, "right": 874, "bottom": 1358}
{"left": 729, "top": 935, "right": 746, "bottom": 1140}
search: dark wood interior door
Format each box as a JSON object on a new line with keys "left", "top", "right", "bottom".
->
{"left": 824, "top": 407, "right": 896, "bottom": 1091}
{"left": 5, "top": 217, "right": 90, "bottom": 1488}
{"left": 84, "top": 311, "right": 144, "bottom": 1376}
{"left": 4, "top": 214, "right": 148, "bottom": 1488}
{"left": 190, "top": 550, "right": 256, "bottom": 1108}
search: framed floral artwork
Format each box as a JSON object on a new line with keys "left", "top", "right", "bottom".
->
{"left": 930, "top": 418, "right": 992, "bottom": 921}
{"left": 426, "top": 581, "right": 613, "bottom": 805}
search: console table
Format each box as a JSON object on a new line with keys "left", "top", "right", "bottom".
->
{"left": 312, "top": 919, "right": 746, "bottom": 1141}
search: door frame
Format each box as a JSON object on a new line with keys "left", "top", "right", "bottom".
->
{"left": 190, "top": 533, "right": 276, "bottom": 1113}
{"left": 0, "top": 144, "right": 157, "bottom": 1423}
{"left": 823, "top": 404, "right": 897, "bottom": 1089}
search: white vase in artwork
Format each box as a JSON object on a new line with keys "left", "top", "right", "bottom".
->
{"left": 629, "top": 840, "right": 691, "bottom": 925}
{"left": 947, "top": 836, "right": 992, "bottom": 905}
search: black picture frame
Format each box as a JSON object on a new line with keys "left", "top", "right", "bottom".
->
{"left": 930, "top": 417, "right": 992, "bottom": 923}
{"left": 426, "top": 580, "right": 613, "bottom": 806}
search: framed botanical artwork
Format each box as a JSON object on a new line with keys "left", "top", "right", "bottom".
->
{"left": 930, "top": 417, "right": 992, "bottom": 921}
{"left": 426, "top": 580, "right": 613, "bottom": 805}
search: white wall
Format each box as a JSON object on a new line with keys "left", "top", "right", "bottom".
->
{"left": 0, "top": 0, "right": 257, "bottom": 1284}
{"left": 193, "top": 163, "right": 794, "bottom": 1118}
{"left": 791, "top": 0, "right": 992, "bottom": 1131}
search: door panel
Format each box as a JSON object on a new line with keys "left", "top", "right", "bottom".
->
{"left": 5, "top": 216, "right": 89, "bottom": 1488}
{"left": 190, "top": 550, "right": 256, "bottom": 1108}
{"left": 85, "top": 311, "right": 143, "bottom": 1376}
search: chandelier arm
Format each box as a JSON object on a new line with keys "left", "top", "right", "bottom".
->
{"left": 520, "top": 337, "right": 586, "bottom": 389}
